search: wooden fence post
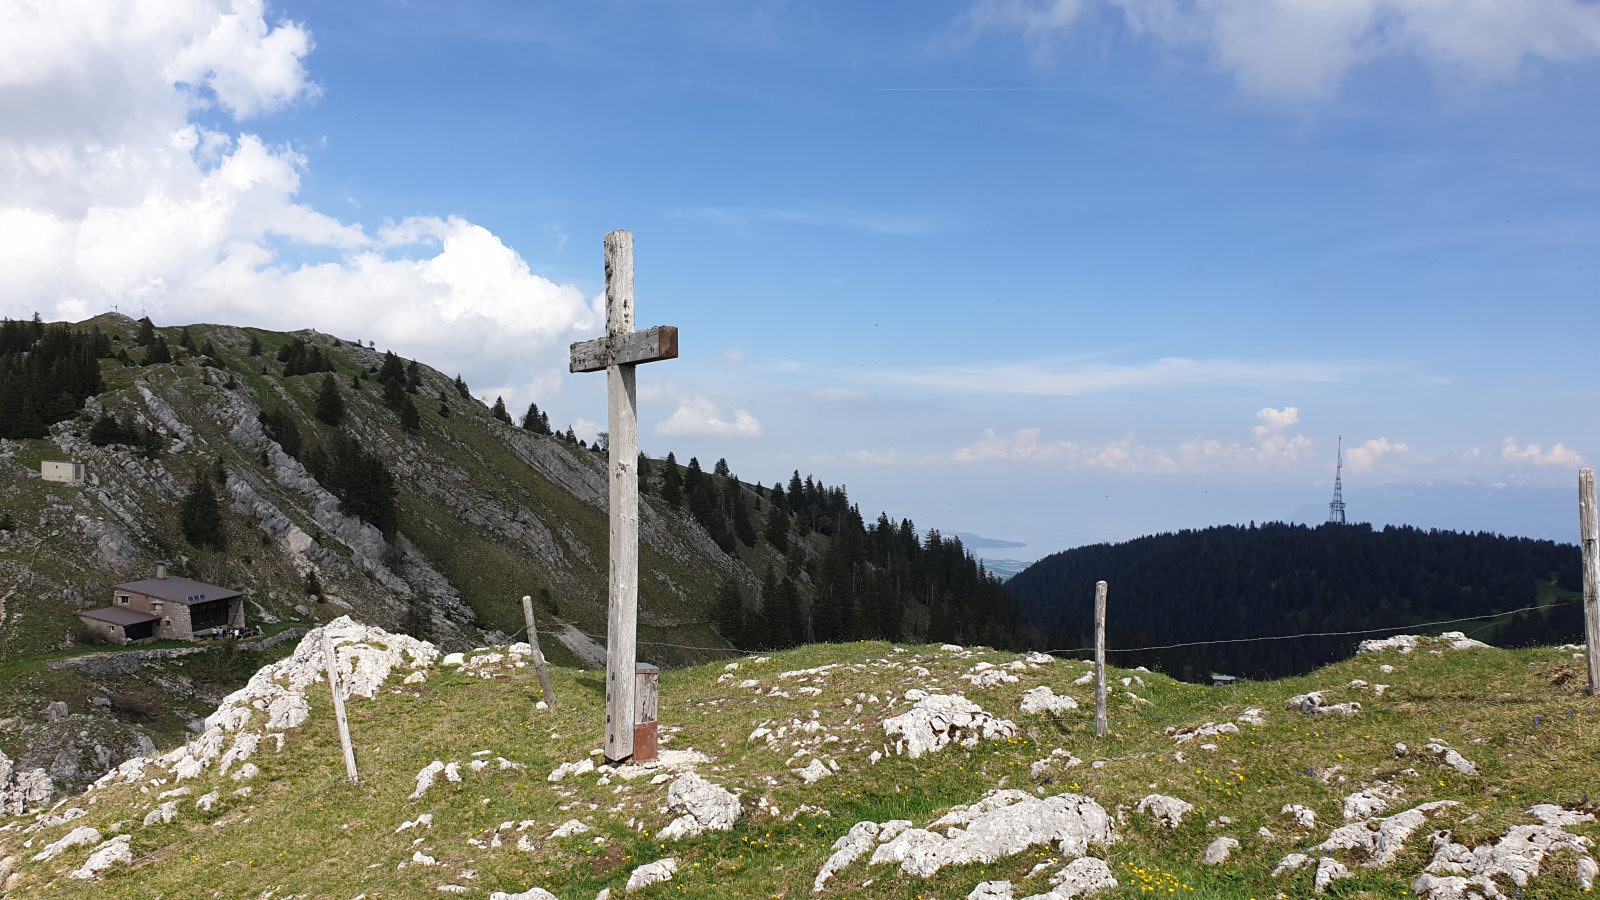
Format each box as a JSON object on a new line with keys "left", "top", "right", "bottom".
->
{"left": 1094, "top": 580, "right": 1108, "bottom": 738}
{"left": 1580, "top": 469, "right": 1599, "bottom": 696}
{"left": 634, "top": 663, "right": 660, "bottom": 764}
{"left": 321, "top": 628, "right": 360, "bottom": 786}
{"left": 521, "top": 595, "right": 557, "bottom": 706}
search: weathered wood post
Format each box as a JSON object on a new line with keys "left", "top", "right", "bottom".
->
{"left": 568, "top": 230, "right": 678, "bottom": 763}
{"left": 521, "top": 595, "right": 556, "bottom": 706}
{"left": 1580, "top": 468, "right": 1600, "bottom": 696}
{"left": 1094, "top": 580, "right": 1108, "bottom": 738}
{"left": 634, "top": 662, "right": 660, "bottom": 764}
{"left": 321, "top": 628, "right": 360, "bottom": 785}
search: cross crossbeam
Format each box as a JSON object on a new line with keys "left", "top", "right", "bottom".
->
{"left": 569, "top": 325, "right": 678, "bottom": 373}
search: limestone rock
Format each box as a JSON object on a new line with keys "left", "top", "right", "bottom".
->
{"left": 657, "top": 774, "right": 740, "bottom": 841}
{"left": 1136, "top": 794, "right": 1193, "bottom": 829}
{"left": 969, "top": 880, "right": 1014, "bottom": 900}
{"left": 1314, "top": 856, "right": 1351, "bottom": 893}
{"left": 490, "top": 890, "right": 559, "bottom": 900}
{"left": 625, "top": 858, "right": 678, "bottom": 892}
{"left": 1425, "top": 742, "right": 1479, "bottom": 776}
{"left": 69, "top": 834, "right": 132, "bottom": 880}
{"left": 1165, "top": 722, "right": 1239, "bottom": 745}
{"left": 1023, "top": 856, "right": 1118, "bottom": 900}
{"left": 1422, "top": 819, "right": 1595, "bottom": 894}
{"left": 1286, "top": 692, "right": 1360, "bottom": 717}
{"left": 142, "top": 800, "right": 178, "bottom": 827}
{"left": 814, "top": 821, "right": 882, "bottom": 892}
{"left": 1315, "top": 800, "right": 1458, "bottom": 867}
{"left": 1203, "top": 836, "right": 1239, "bottom": 865}
{"left": 1283, "top": 805, "right": 1316, "bottom": 829}
{"left": 796, "top": 759, "right": 832, "bottom": 784}
{"left": 870, "top": 792, "right": 1115, "bottom": 879}
{"left": 30, "top": 825, "right": 102, "bottom": 862}
{"left": 1019, "top": 687, "right": 1078, "bottom": 715}
{"left": 1343, "top": 783, "right": 1403, "bottom": 820}
{"left": 551, "top": 819, "right": 591, "bottom": 838}
{"left": 883, "top": 692, "right": 1018, "bottom": 759}
{"left": 0, "top": 749, "right": 54, "bottom": 817}
{"left": 548, "top": 757, "right": 596, "bottom": 782}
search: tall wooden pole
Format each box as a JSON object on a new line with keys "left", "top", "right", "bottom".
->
{"left": 321, "top": 629, "right": 359, "bottom": 785}
{"left": 1580, "top": 469, "right": 1599, "bottom": 696}
{"left": 604, "top": 230, "right": 639, "bottom": 762}
{"left": 1094, "top": 580, "right": 1108, "bottom": 738}
{"left": 521, "top": 594, "right": 556, "bottom": 706}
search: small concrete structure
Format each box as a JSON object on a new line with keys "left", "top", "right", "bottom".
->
{"left": 1211, "top": 673, "right": 1237, "bottom": 687}
{"left": 40, "top": 461, "right": 85, "bottom": 485}
{"left": 76, "top": 562, "right": 245, "bottom": 644}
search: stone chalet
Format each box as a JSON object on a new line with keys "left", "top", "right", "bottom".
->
{"left": 77, "top": 563, "right": 245, "bottom": 645}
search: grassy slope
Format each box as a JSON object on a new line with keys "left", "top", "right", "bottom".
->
{"left": 3, "top": 636, "right": 1596, "bottom": 900}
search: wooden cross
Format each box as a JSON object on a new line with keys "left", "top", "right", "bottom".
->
{"left": 569, "top": 230, "right": 678, "bottom": 762}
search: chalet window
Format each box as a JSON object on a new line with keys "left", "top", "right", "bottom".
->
{"left": 115, "top": 594, "right": 129, "bottom": 605}
{"left": 151, "top": 601, "right": 163, "bottom": 612}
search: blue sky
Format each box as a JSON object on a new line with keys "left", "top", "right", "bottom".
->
{"left": 3, "top": 0, "right": 1597, "bottom": 557}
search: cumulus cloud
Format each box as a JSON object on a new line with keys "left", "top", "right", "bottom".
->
{"left": 1501, "top": 437, "right": 1582, "bottom": 468}
{"left": 961, "top": 0, "right": 1600, "bottom": 97}
{"left": 845, "top": 448, "right": 900, "bottom": 465}
{"left": 1252, "top": 405, "right": 1299, "bottom": 436}
{"left": 0, "top": 0, "right": 598, "bottom": 405}
{"left": 1344, "top": 437, "right": 1409, "bottom": 473}
{"left": 954, "top": 428, "right": 1178, "bottom": 472}
{"left": 656, "top": 396, "right": 763, "bottom": 439}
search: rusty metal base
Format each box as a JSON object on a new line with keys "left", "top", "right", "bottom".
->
{"left": 632, "top": 721, "right": 659, "bottom": 764}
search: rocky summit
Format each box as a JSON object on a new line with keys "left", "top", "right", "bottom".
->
{"left": 0, "top": 623, "right": 1595, "bottom": 899}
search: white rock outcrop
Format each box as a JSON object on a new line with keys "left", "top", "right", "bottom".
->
{"left": 30, "top": 826, "right": 101, "bottom": 862}
{"left": 489, "top": 889, "right": 559, "bottom": 900}
{"left": 550, "top": 819, "right": 590, "bottom": 838}
{"left": 1019, "top": 687, "right": 1079, "bottom": 715}
{"left": 1312, "top": 800, "right": 1458, "bottom": 867}
{"left": 1203, "top": 836, "right": 1239, "bottom": 865}
{"left": 1287, "top": 692, "right": 1361, "bottom": 717}
{"left": 1314, "top": 856, "right": 1352, "bottom": 893}
{"left": 869, "top": 792, "right": 1115, "bottom": 879}
{"left": 0, "top": 749, "right": 54, "bottom": 818}
{"left": 1283, "top": 805, "right": 1316, "bottom": 829}
{"left": 656, "top": 773, "right": 741, "bottom": 841}
{"left": 1166, "top": 722, "right": 1239, "bottom": 745}
{"left": 69, "top": 835, "right": 131, "bottom": 880}
{"left": 625, "top": 858, "right": 678, "bottom": 892}
{"left": 1343, "top": 783, "right": 1403, "bottom": 820}
{"left": 796, "top": 759, "right": 832, "bottom": 784}
{"left": 1136, "top": 794, "right": 1193, "bottom": 829}
{"left": 1419, "top": 814, "right": 1596, "bottom": 898}
{"left": 1425, "top": 742, "right": 1479, "bottom": 776}
{"left": 883, "top": 692, "right": 1018, "bottom": 759}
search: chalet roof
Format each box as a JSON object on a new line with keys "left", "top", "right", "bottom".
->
{"left": 79, "top": 606, "right": 160, "bottom": 626}
{"left": 114, "top": 577, "right": 243, "bottom": 605}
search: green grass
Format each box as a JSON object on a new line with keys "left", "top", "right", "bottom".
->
{"left": 3, "top": 636, "right": 1595, "bottom": 900}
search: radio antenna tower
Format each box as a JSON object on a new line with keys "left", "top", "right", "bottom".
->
{"left": 1327, "top": 436, "right": 1347, "bottom": 525}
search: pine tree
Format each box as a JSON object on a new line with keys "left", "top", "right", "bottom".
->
{"left": 453, "top": 374, "right": 470, "bottom": 398}
{"left": 382, "top": 377, "right": 406, "bottom": 412}
{"left": 713, "top": 457, "right": 731, "bottom": 477}
{"left": 178, "top": 327, "right": 195, "bottom": 351}
{"left": 179, "top": 474, "right": 226, "bottom": 551}
{"left": 400, "top": 396, "right": 421, "bottom": 433}
{"left": 715, "top": 577, "right": 745, "bottom": 648}
{"left": 491, "top": 396, "right": 512, "bottom": 424}
{"left": 405, "top": 359, "right": 422, "bottom": 393}
{"left": 248, "top": 335, "right": 262, "bottom": 357}
{"left": 135, "top": 317, "right": 156, "bottom": 347}
{"left": 661, "top": 452, "right": 683, "bottom": 509}
{"left": 729, "top": 478, "right": 756, "bottom": 547}
{"left": 522, "top": 401, "right": 542, "bottom": 431}
{"left": 764, "top": 483, "right": 789, "bottom": 552}
{"left": 315, "top": 374, "right": 346, "bottom": 426}
{"left": 144, "top": 337, "right": 171, "bottom": 364}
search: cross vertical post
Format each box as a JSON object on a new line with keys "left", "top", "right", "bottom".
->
{"left": 1094, "top": 580, "right": 1108, "bottom": 738}
{"left": 569, "top": 230, "right": 678, "bottom": 763}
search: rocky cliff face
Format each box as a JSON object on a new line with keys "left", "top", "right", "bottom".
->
{"left": 0, "top": 313, "right": 764, "bottom": 804}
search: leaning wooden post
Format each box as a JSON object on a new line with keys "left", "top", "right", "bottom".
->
{"left": 321, "top": 629, "right": 360, "bottom": 786}
{"left": 1580, "top": 469, "right": 1600, "bottom": 696}
{"left": 1094, "top": 580, "right": 1108, "bottom": 738}
{"left": 521, "top": 594, "right": 556, "bottom": 706}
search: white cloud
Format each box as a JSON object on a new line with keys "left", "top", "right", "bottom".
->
{"left": 722, "top": 348, "right": 746, "bottom": 365}
{"left": 813, "top": 387, "right": 872, "bottom": 402}
{"left": 871, "top": 356, "right": 1343, "bottom": 397}
{"left": 0, "top": 0, "right": 598, "bottom": 405}
{"left": 954, "top": 428, "right": 1178, "bottom": 472}
{"left": 1501, "top": 437, "right": 1582, "bottom": 468}
{"left": 1252, "top": 405, "right": 1299, "bottom": 437}
{"left": 1344, "top": 437, "right": 1409, "bottom": 473}
{"left": 845, "top": 448, "right": 900, "bottom": 465}
{"left": 655, "top": 396, "right": 764, "bottom": 439}
{"left": 961, "top": 0, "right": 1600, "bottom": 97}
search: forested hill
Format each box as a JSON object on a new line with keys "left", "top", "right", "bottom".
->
{"left": 1007, "top": 522, "right": 1584, "bottom": 681}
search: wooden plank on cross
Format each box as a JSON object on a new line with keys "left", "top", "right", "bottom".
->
{"left": 568, "top": 229, "right": 678, "bottom": 762}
